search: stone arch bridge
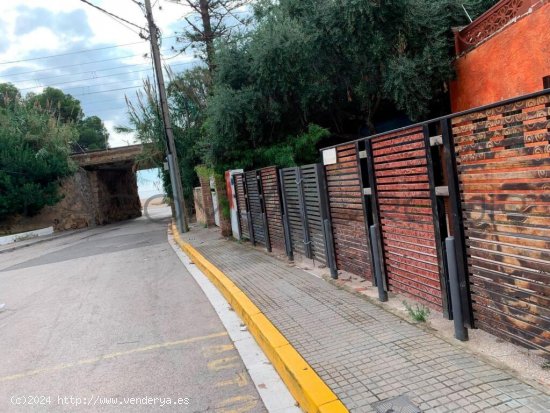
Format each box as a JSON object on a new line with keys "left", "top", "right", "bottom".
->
{"left": 42, "top": 144, "right": 157, "bottom": 231}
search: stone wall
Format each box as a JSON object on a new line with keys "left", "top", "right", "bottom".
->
{"left": 1, "top": 165, "right": 142, "bottom": 235}
{"left": 193, "top": 187, "right": 207, "bottom": 225}
{"left": 90, "top": 168, "right": 142, "bottom": 225}
{"left": 198, "top": 175, "right": 216, "bottom": 227}
{"left": 0, "top": 168, "right": 96, "bottom": 234}
{"left": 214, "top": 177, "right": 232, "bottom": 237}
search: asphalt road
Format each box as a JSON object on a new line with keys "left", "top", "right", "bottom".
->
{"left": 0, "top": 211, "right": 266, "bottom": 412}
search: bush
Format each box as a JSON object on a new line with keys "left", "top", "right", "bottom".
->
{"left": 403, "top": 301, "right": 430, "bottom": 322}
{"left": 0, "top": 104, "right": 76, "bottom": 219}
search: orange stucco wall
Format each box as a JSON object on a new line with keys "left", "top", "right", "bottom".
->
{"left": 450, "top": 3, "right": 550, "bottom": 112}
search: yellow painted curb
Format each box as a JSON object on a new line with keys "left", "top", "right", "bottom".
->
{"left": 170, "top": 224, "right": 348, "bottom": 413}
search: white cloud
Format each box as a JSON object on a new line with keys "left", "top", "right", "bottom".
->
{"left": 0, "top": 0, "right": 199, "bottom": 148}
{"left": 103, "top": 119, "right": 137, "bottom": 147}
{"left": 16, "top": 27, "right": 62, "bottom": 56}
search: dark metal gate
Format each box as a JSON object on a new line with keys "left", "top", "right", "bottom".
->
{"left": 245, "top": 170, "right": 267, "bottom": 247}
{"left": 234, "top": 173, "right": 250, "bottom": 240}
{"left": 368, "top": 127, "right": 448, "bottom": 312}
{"left": 280, "top": 164, "right": 337, "bottom": 276}
{"left": 259, "top": 167, "right": 285, "bottom": 251}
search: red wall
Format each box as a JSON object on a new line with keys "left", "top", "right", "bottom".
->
{"left": 450, "top": 3, "right": 550, "bottom": 112}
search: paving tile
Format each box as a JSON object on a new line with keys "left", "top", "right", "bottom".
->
{"left": 186, "top": 234, "right": 550, "bottom": 413}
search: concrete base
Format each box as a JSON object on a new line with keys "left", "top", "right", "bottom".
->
{"left": 0, "top": 227, "right": 53, "bottom": 246}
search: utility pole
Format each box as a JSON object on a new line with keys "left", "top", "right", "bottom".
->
{"left": 144, "top": 0, "right": 188, "bottom": 233}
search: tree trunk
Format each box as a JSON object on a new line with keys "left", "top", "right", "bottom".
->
{"left": 199, "top": 0, "right": 216, "bottom": 75}
{"left": 366, "top": 93, "right": 381, "bottom": 135}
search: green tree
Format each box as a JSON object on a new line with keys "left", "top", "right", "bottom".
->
{"left": 76, "top": 116, "right": 109, "bottom": 151}
{"left": 0, "top": 83, "right": 20, "bottom": 108}
{"left": 172, "top": 0, "right": 251, "bottom": 78}
{"left": 202, "top": 0, "right": 499, "bottom": 171}
{"left": 0, "top": 103, "right": 76, "bottom": 219}
{"left": 117, "top": 70, "right": 206, "bottom": 214}
{"left": 27, "top": 87, "right": 83, "bottom": 124}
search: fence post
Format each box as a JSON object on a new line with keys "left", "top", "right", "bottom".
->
{"left": 278, "top": 169, "right": 294, "bottom": 260}
{"left": 316, "top": 163, "right": 338, "bottom": 278}
{"left": 296, "top": 167, "right": 313, "bottom": 259}
{"left": 423, "top": 124, "right": 452, "bottom": 319}
{"left": 364, "top": 139, "right": 388, "bottom": 291}
{"left": 441, "top": 118, "right": 474, "bottom": 328}
{"left": 370, "top": 224, "right": 388, "bottom": 302}
{"left": 445, "top": 236, "right": 469, "bottom": 341}
{"left": 355, "top": 140, "right": 376, "bottom": 282}
{"left": 257, "top": 170, "right": 272, "bottom": 252}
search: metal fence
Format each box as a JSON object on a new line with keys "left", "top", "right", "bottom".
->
{"left": 449, "top": 94, "right": 550, "bottom": 352}
{"left": 229, "top": 89, "right": 550, "bottom": 353}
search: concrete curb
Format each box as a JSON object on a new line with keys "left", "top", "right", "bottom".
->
{"left": 0, "top": 228, "right": 88, "bottom": 254}
{"left": 171, "top": 224, "right": 348, "bottom": 413}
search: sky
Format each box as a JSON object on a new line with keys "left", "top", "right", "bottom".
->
{"left": 0, "top": 0, "right": 199, "bottom": 148}
{"left": 137, "top": 168, "right": 165, "bottom": 199}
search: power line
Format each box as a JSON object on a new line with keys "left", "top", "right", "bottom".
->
{"left": 18, "top": 61, "right": 195, "bottom": 91}
{"left": 84, "top": 104, "right": 130, "bottom": 111}
{"left": 0, "top": 45, "right": 186, "bottom": 79}
{"left": 102, "top": 13, "right": 143, "bottom": 36}
{"left": 19, "top": 69, "right": 151, "bottom": 91}
{"left": 8, "top": 61, "right": 155, "bottom": 84}
{"left": 78, "top": 95, "right": 141, "bottom": 106}
{"left": 75, "top": 85, "right": 143, "bottom": 96}
{"left": 0, "top": 35, "right": 178, "bottom": 67}
{"left": 37, "top": 58, "right": 195, "bottom": 84}
{"left": 1, "top": 41, "right": 146, "bottom": 66}
{"left": 0, "top": 54, "right": 145, "bottom": 77}
{"left": 84, "top": 108, "right": 132, "bottom": 116}
{"left": 78, "top": 0, "right": 147, "bottom": 33}
{"left": 60, "top": 80, "right": 143, "bottom": 94}
{"left": 15, "top": 59, "right": 195, "bottom": 97}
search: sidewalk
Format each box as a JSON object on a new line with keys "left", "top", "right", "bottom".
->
{"left": 179, "top": 226, "right": 550, "bottom": 413}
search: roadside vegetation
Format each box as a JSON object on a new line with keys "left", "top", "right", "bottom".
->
{"left": 124, "top": 0, "right": 498, "bottom": 194}
{"left": 0, "top": 83, "right": 110, "bottom": 222}
{"left": 403, "top": 301, "right": 431, "bottom": 323}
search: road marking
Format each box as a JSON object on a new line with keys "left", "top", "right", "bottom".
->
{"left": 201, "top": 343, "right": 234, "bottom": 357}
{"left": 207, "top": 356, "right": 240, "bottom": 371}
{"left": 169, "top": 233, "right": 302, "bottom": 413}
{"left": 0, "top": 331, "right": 228, "bottom": 382}
{"left": 216, "top": 395, "right": 258, "bottom": 413}
{"left": 215, "top": 372, "right": 249, "bottom": 388}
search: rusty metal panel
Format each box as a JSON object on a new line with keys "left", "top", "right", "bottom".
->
{"left": 324, "top": 143, "right": 372, "bottom": 280}
{"left": 260, "top": 166, "right": 285, "bottom": 251}
{"left": 245, "top": 170, "right": 266, "bottom": 246}
{"left": 452, "top": 93, "right": 550, "bottom": 353}
{"left": 371, "top": 126, "right": 444, "bottom": 310}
